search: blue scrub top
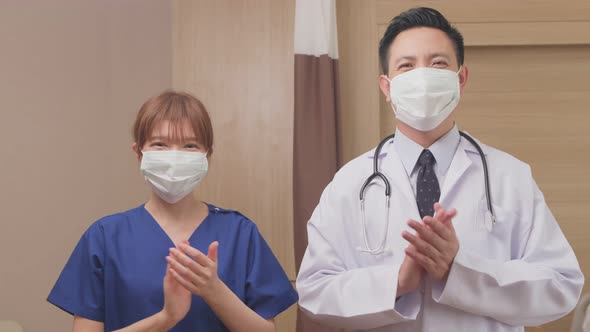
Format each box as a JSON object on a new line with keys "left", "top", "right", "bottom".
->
{"left": 48, "top": 204, "right": 298, "bottom": 331}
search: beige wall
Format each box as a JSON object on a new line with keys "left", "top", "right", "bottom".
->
{"left": 0, "top": 1, "right": 171, "bottom": 330}
{"left": 172, "top": 1, "right": 298, "bottom": 330}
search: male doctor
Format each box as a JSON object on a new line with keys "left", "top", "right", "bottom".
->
{"left": 296, "top": 7, "right": 584, "bottom": 332}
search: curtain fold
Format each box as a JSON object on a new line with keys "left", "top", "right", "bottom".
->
{"left": 293, "top": 0, "right": 344, "bottom": 331}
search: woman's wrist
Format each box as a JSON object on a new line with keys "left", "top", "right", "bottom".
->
{"left": 156, "top": 310, "right": 180, "bottom": 331}
{"left": 201, "top": 277, "right": 227, "bottom": 303}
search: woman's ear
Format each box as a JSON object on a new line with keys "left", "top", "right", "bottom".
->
{"left": 131, "top": 143, "right": 142, "bottom": 162}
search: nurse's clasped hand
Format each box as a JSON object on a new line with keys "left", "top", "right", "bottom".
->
{"left": 161, "top": 264, "right": 192, "bottom": 327}
{"left": 166, "top": 240, "right": 222, "bottom": 300}
{"left": 402, "top": 203, "right": 459, "bottom": 281}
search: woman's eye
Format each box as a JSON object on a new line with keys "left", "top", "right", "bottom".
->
{"left": 151, "top": 142, "right": 166, "bottom": 147}
{"left": 185, "top": 144, "right": 199, "bottom": 149}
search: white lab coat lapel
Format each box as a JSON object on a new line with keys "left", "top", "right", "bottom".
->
{"left": 439, "top": 138, "right": 473, "bottom": 207}
{"left": 380, "top": 143, "right": 421, "bottom": 221}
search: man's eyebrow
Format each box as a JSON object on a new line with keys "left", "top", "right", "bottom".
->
{"left": 394, "top": 55, "right": 416, "bottom": 65}
{"left": 430, "top": 52, "right": 451, "bottom": 60}
{"left": 393, "top": 53, "right": 452, "bottom": 65}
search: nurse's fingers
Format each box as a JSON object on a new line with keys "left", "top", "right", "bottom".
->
{"left": 167, "top": 256, "right": 206, "bottom": 292}
{"left": 179, "top": 243, "right": 213, "bottom": 267}
{"left": 169, "top": 265, "right": 201, "bottom": 295}
{"left": 402, "top": 230, "right": 441, "bottom": 262}
{"left": 207, "top": 241, "right": 219, "bottom": 262}
{"left": 169, "top": 248, "right": 211, "bottom": 280}
{"left": 166, "top": 255, "right": 194, "bottom": 278}
{"left": 407, "top": 219, "right": 446, "bottom": 252}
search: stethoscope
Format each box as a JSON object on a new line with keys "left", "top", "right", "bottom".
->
{"left": 358, "top": 131, "right": 495, "bottom": 255}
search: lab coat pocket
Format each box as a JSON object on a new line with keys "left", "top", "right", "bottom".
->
{"left": 463, "top": 198, "right": 517, "bottom": 260}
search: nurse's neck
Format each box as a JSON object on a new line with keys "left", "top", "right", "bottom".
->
{"left": 397, "top": 117, "right": 455, "bottom": 148}
{"left": 145, "top": 193, "right": 207, "bottom": 227}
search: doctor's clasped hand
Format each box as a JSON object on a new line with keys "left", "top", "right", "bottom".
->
{"left": 403, "top": 203, "right": 458, "bottom": 281}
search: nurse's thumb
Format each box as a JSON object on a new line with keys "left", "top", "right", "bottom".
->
{"left": 208, "top": 241, "right": 219, "bottom": 262}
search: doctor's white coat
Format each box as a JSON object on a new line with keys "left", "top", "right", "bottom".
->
{"left": 296, "top": 136, "right": 584, "bottom": 332}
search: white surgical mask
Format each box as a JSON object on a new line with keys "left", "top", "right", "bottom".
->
{"left": 140, "top": 150, "right": 208, "bottom": 204}
{"left": 388, "top": 67, "right": 461, "bottom": 131}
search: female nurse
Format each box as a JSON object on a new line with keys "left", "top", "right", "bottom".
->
{"left": 48, "top": 91, "right": 298, "bottom": 331}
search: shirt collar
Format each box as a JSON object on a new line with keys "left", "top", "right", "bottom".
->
{"left": 393, "top": 124, "right": 461, "bottom": 177}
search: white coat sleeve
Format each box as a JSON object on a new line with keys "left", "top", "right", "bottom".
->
{"left": 296, "top": 180, "right": 421, "bottom": 330}
{"left": 431, "top": 179, "right": 584, "bottom": 326}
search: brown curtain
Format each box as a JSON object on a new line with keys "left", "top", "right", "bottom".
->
{"left": 293, "top": 31, "right": 346, "bottom": 332}
{"left": 294, "top": 0, "right": 345, "bottom": 330}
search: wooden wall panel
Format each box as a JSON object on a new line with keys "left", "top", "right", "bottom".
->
{"left": 336, "top": 0, "right": 381, "bottom": 163}
{"left": 173, "top": 1, "right": 297, "bottom": 330}
{"left": 376, "top": 0, "right": 590, "bottom": 24}
{"left": 378, "top": 22, "right": 590, "bottom": 47}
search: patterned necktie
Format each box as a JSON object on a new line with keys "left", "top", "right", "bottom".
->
{"left": 416, "top": 149, "right": 440, "bottom": 219}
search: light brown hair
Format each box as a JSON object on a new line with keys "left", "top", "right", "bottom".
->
{"left": 133, "top": 91, "right": 214, "bottom": 156}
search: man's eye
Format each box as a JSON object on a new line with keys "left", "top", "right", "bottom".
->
{"left": 397, "top": 63, "right": 414, "bottom": 72}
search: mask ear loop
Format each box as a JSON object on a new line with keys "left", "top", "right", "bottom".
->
{"left": 384, "top": 75, "right": 399, "bottom": 116}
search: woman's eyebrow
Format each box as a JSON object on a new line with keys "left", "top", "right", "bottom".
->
{"left": 148, "top": 135, "right": 199, "bottom": 141}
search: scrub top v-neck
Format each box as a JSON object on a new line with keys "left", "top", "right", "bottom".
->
{"left": 48, "top": 204, "right": 298, "bottom": 331}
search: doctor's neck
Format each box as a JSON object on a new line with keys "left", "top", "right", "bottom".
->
{"left": 397, "top": 117, "right": 455, "bottom": 148}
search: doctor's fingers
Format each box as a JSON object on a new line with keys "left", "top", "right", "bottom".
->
{"left": 178, "top": 243, "right": 215, "bottom": 268}
{"left": 423, "top": 217, "right": 459, "bottom": 258}
{"left": 432, "top": 203, "right": 457, "bottom": 224}
{"left": 433, "top": 207, "right": 457, "bottom": 226}
{"left": 404, "top": 246, "right": 441, "bottom": 278}
{"left": 169, "top": 248, "right": 214, "bottom": 280}
{"left": 402, "top": 231, "right": 442, "bottom": 262}
{"left": 407, "top": 220, "right": 447, "bottom": 252}
{"left": 424, "top": 216, "right": 456, "bottom": 241}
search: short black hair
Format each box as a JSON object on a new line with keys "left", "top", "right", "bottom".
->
{"left": 378, "top": 7, "right": 464, "bottom": 74}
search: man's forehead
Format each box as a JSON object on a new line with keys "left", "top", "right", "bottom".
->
{"left": 389, "top": 27, "right": 455, "bottom": 51}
